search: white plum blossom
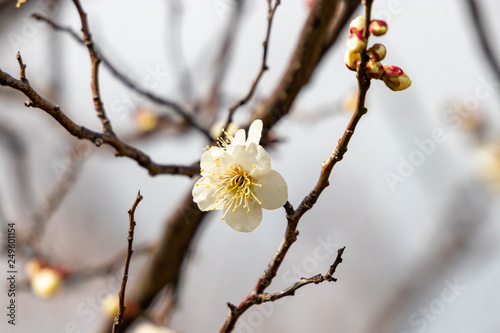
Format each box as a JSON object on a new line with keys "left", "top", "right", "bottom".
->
{"left": 192, "top": 120, "right": 288, "bottom": 232}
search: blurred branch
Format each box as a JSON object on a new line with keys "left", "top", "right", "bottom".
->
{"left": 205, "top": 0, "right": 243, "bottom": 116}
{"left": 112, "top": 191, "right": 143, "bottom": 333}
{"left": 25, "top": 141, "right": 91, "bottom": 251}
{"left": 31, "top": 13, "right": 211, "bottom": 138}
{"left": 465, "top": 0, "right": 500, "bottom": 100}
{"left": 0, "top": 123, "right": 34, "bottom": 210}
{"left": 0, "top": 57, "right": 199, "bottom": 177}
{"left": 224, "top": 0, "right": 281, "bottom": 127}
{"left": 251, "top": 0, "right": 360, "bottom": 139}
{"left": 67, "top": 243, "right": 155, "bottom": 282}
{"left": 165, "top": 0, "right": 194, "bottom": 101}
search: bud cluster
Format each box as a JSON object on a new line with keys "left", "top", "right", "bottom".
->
{"left": 345, "top": 16, "right": 411, "bottom": 92}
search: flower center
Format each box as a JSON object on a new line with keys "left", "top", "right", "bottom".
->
{"left": 213, "top": 163, "right": 262, "bottom": 219}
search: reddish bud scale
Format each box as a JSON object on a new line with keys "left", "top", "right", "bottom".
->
{"left": 382, "top": 65, "right": 412, "bottom": 91}
{"left": 349, "top": 16, "right": 366, "bottom": 34}
{"left": 344, "top": 50, "right": 360, "bottom": 71}
{"left": 346, "top": 31, "right": 367, "bottom": 53}
{"left": 365, "top": 61, "right": 385, "bottom": 79}
{"left": 369, "top": 20, "right": 388, "bottom": 36}
{"left": 367, "top": 43, "right": 387, "bottom": 62}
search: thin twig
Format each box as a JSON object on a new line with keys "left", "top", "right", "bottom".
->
{"left": 31, "top": 13, "right": 211, "bottom": 138}
{"left": 219, "top": 1, "right": 373, "bottom": 331}
{"left": 97, "top": 191, "right": 207, "bottom": 333}
{"left": 112, "top": 191, "right": 143, "bottom": 333}
{"left": 0, "top": 60, "right": 198, "bottom": 177}
{"left": 254, "top": 247, "right": 345, "bottom": 303}
{"left": 15, "top": 52, "right": 27, "bottom": 83}
{"left": 224, "top": 0, "right": 280, "bottom": 129}
{"left": 72, "top": 0, "right": 114, "bottom": 135}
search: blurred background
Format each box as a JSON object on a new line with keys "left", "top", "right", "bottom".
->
{"left": 1, "top": 0, "right": 500, "bottom": 332}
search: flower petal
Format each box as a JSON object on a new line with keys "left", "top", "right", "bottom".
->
{"left": 200, "top": 147, "right": 232, "bottom": 175}
{"left": 254, "top": 169, "right": 288, "bottom": 210}
{"left": 192, "top": 176, "right": 221, "bottom": 211}
{"left": 231, "top": 143, "right": 271, "bottom": 177}
{"left": 223, "top": 199, "right": 263, "bottom": 232}
{"left": 246, "top": 119, "right": 263, "bottom": 145}
{"left": 230, "top": 129, "right": 246, "bottom": 146}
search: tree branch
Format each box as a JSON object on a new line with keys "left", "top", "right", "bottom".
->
{"left": 112, "top": 191, "right": 143, "bottom": 333}
{"left": 72, "top": 0, "right": 114, "bottom": 135}
{"left": 255, "top": 247, "right": 345, "bottom": 303}
{"left": 0, "top": 62, "right": 198, "bottom": 177}
{"left": 98, "top": 190, "right": 207, "bottom": 333}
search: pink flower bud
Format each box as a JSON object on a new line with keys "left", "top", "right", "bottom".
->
{"left": 346, "top": 31, "right": 366, "bottom": 53}
{"left": 369, "top": 20, "right": 388, "bottom": 36}
{"left": 349, "top": 16, "right": 366, "bottom": 34}
{"left": 344, "top": 50, "right": 360, "bottom": 71}
{"left": 367, "top": 43, "right": 386, "bottom": 62}
{"left": 365, "top": 61, "right": 384, "bottom": 79}
{"left": 382, "top": 66, "right": 412, "bottom": 91}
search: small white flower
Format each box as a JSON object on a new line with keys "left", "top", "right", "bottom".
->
{"left": 192, "top": 120, "right": 288, "bottom": 232}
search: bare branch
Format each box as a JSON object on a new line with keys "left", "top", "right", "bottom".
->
{"left": 464, "top": 0, "right": 500, "bottom": 101}
{"left": 97, "top": 191, "right": 207, "bottom": 333}
{"left": 112, "top": 191, "right": 143, "bottom": 333}
{"left": 206, "top": 0, "right": 243, "bottom": 116}
{"left": 72, "top": 0, "right": 114, "bottom": 135}
{"left": 0, "top": 64, "right": 198, "bottom": 177}
{"left": 255, "top": 247, "right": 345, "bottom": 303}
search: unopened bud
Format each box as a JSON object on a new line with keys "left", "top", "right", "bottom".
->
{"left": 31, "top": 269, "right": 62, "bottom": 298}
{"left": 349, "top": 16, "right": 366, "bottom": 34}
{"left": 134, "top": 108, "right": 158, "bottom": 132}
{"left": 102, "top": 294, "right": 120, "bottom": 319}
{"left": 346, "top": 31, "right": 366, "bottom": 53}
{"left": 382, "top": 66, "right": 412, "bottom": 91}
{"left": 369, "top": 20, "right": 388, "bottom": 36}
{"left": 365, "top": 61, "right": 385, "bottom": 79}
{"left": 367, "top": 43, "right": 386, "bottom": 61}
{"left": 344, "top": 50, "right": 360, "bottom": 71}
